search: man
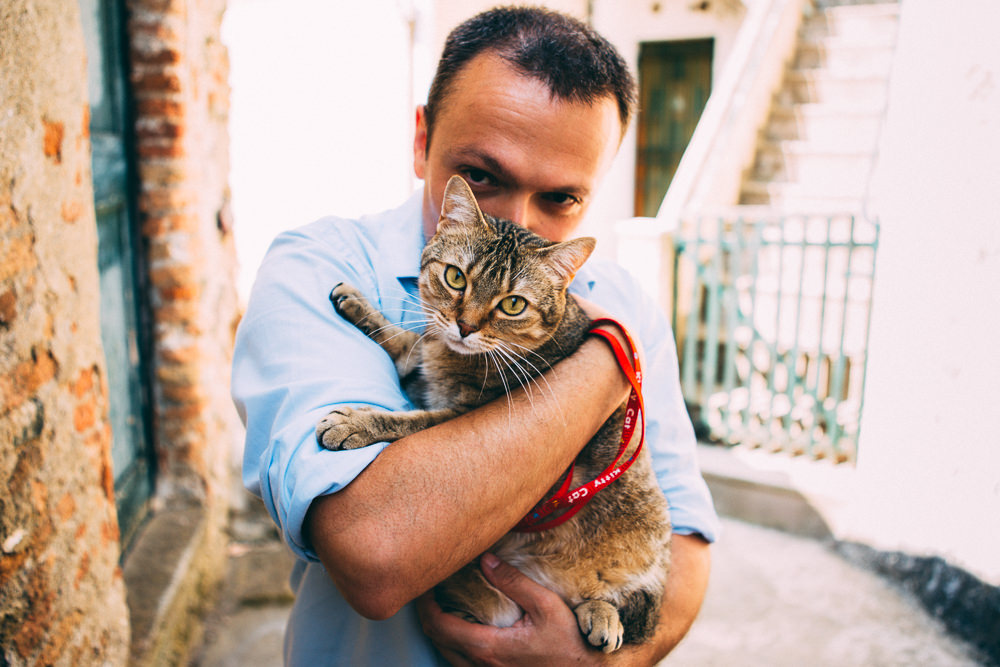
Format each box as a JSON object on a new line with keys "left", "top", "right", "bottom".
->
{"left": 232, "top": 7, "right": 719, "bottom": 665}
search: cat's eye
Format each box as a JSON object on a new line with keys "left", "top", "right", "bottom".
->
{"left": 444, "top": 265, "right": 466, "bottom": 290}
{"left": 499, "top": 295, "right": 527, "bottom": 316}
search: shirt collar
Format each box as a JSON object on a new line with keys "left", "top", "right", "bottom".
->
{"left": 377, "top": 188, "right": 425, "bottom": 283}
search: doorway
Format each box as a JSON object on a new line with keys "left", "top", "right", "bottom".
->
{"left": 634, "top": 39, "right": 714, "bottom": 218}
{"left": 80, "top": 0, "right": 156, "bottom": 549}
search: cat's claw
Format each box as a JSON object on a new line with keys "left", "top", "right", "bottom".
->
{"left": 329, "top": 282, "right": 349, "bottom": 307}
{"left": 329, "top": 283, "right": 369, "bottom": 325}
{"left": 316, "top": 406, "right": 379, "bottom": 451}
{"left": 574, "top": 600, "right": 624, "bottom": 654}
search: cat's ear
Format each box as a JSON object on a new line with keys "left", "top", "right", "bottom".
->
{"left": 437, "top": 175, "right": 491, "bottom": 234}
{"left": 538, "top": 237, "right": 596, "bottom": 285}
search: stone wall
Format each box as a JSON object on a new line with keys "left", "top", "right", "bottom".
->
{"left": 0, "top": 1, "right": 131, "bottom": 663}
{"left": 1, "top": 0, "right": 242, "bottom": 663}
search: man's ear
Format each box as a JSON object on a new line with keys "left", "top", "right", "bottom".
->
{"left": 413, "top": 105, "right": 428, "bottom": 180}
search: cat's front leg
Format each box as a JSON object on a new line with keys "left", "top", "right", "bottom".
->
{"left": 574, "top": 600, "right": 624, "bottom": 654}
{"left": 316, "top": 406, "right": 458, "bottom": 450}
{"left": 330, "top": 283, "right": 420, "bottom": 377}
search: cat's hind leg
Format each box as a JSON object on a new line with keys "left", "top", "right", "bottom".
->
{"left": 573, "top": 600, "right": 624, "bottom": 653}
{"left": 572, "top": 584, "right": 661, "bottom": 652}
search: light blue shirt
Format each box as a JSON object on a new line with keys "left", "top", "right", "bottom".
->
{"left": 232, "top": 190, "right": 719, "bottom": 665}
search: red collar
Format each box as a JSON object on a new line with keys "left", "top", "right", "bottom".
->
{"left": 513, "top": 318, "right": 645, "bottom": 532}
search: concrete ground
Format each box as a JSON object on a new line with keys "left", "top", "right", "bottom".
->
{"left": 190, "top": 494, "right": 982, "bottom": 666}
{"left": 668, "top": 518, "right": 980, "bottom": 666}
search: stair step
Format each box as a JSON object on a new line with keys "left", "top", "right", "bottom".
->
{"left": 766, "top": 105, "right": 884, "bottom": 144}
{"left": 750, "top": 143, "right": 874, "bottom": 188}
{"left": 817, "top": 1, "right": 900, "bottom": 19}
{"left": 740, "top": 180, "right": 867, "bottom": 211}
{"left": 779, "top": 70, "right": 890, "bottom": 105}
{"left": 793, "top": 39, "right": 896, "bottom": 76}
{"left": 802, "top": 3, "right": 901, "bottom": 43}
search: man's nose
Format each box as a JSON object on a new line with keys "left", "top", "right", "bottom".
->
{"left": 492, "top": 195, "right": 533, "bottom": 230}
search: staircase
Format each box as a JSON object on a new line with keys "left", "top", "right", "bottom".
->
{"left": 739, "top": 0, "right": 900, "bottom": 211}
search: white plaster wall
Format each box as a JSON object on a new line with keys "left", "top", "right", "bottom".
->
{"left": 223, "top": 0, "right": 427, "bottom": 301}
{"left": 848, "top": 0, "right": 1000, "bottom": 584}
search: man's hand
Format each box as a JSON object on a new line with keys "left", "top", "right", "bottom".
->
{"left": 417, "top": 534, "right": 711, "bottom": 666}
{"left": 417, "top": 553, "right": 605, "bottom": 666}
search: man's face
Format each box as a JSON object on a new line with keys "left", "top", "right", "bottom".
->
{"left": 413, "top": 52, "right": 622, "bottom": 242}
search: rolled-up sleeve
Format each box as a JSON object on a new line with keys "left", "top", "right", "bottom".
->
{"left": 232, "top": 223, "right": 414, "bottom": 561}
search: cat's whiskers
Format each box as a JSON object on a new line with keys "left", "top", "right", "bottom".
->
{"left": 381, "top": 285, "right": 439, "bottom": 324}
{"left": 477, "top": 353, "right": 491, "bottom": 402}
{"left": 491, "top": 344, "right": 561, "bottom": 424}
{"left": 505, "top": 340, "right": 556, "bottom": 374}
{"left": 484, "top": 348, "right": 515, "bottom": 430}
{"left": 367, "top": 321, "right": 433, "bottom": 347}
{"left": 395, "top": 308, "right": 434, "bottom": 320}
{"left": 357, "top": 313, "right": 431, "bottom": 337}
{"left": 500, "top": 341, "right": 558, "bottom": 398}
{"left": 405, "top": 326, "right": 442, "bottom": 372}
{"left": 491, "top": 345, "right": 536, "bottom": 405}
{"left": 493, "top": 341, "right": 564, "bottom": 423}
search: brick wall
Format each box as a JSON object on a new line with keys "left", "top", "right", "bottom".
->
{"left": 0, "top": 1, "right": 131, "bottom": 663}
{"left": 128, "top": 0, "right": 241, "bottom": 510}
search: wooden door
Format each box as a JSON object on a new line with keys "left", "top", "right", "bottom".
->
{"left": 635, "top": 39, "right": 714, "bottom": 218}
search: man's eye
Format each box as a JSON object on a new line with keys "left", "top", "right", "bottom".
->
{"left": 463, "top": 169, "right": 495, "bottom": 187}
{"left": 543, "top": 192, "right": 580, "bottom": 207}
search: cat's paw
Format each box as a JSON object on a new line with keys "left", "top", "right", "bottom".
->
{"left": 329, "top": 283, "right": 367, "bottom": 322}
{"left": 316, "top": 406, "right": 382, "bottom": 450}
{"left": 574, "top": 600, "right": 624, "bottom": 653}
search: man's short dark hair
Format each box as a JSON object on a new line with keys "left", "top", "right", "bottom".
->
{"left": 424, "top": 6, "right": 637, "bottom": 147}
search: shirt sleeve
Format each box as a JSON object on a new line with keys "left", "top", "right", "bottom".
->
{"left": 231, "top": 222, "right": 414, "bottom": 561}
{"left": 578, "top": 262, "right": 721, "bottom": 543}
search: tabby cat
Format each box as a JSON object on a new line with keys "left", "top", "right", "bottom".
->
{"left": 316, "top": 175, "right": 671, "bottom": 652}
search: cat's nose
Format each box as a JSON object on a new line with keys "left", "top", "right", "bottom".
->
{"left": 457, "top": 319, "right": 479, "bottom": 338}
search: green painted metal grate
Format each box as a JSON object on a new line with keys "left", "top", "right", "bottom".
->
{"left": 673, "top": 212, "right": 879, "bottom": 463}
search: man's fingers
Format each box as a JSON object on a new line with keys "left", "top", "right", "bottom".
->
{"left": 416, "top": 590, "right": 494, "bottom": 663}
{"left": 479, "top": 553, "right": 559, "bottom": 618}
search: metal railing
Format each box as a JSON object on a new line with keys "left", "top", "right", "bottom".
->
{"left": 673, "top": 211, "right": 879, "bottom": 462}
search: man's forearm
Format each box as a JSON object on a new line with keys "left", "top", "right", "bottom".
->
{"left": 306, "top": 334, "right": 631, "bottom": 619}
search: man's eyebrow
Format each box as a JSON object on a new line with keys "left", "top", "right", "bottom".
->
{"left": 451, "top": 147, "right": 512, "bottom": 182}
{"left": 451, "top": 147, "right": 591, "bottom": 198}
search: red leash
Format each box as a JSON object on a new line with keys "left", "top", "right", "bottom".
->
{"left": 513, "top": 318, "right": 645, "bottom": 532}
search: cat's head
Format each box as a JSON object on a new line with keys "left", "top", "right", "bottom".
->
{"left": 419, "top": 175, "right": 595, "bottom": 355}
